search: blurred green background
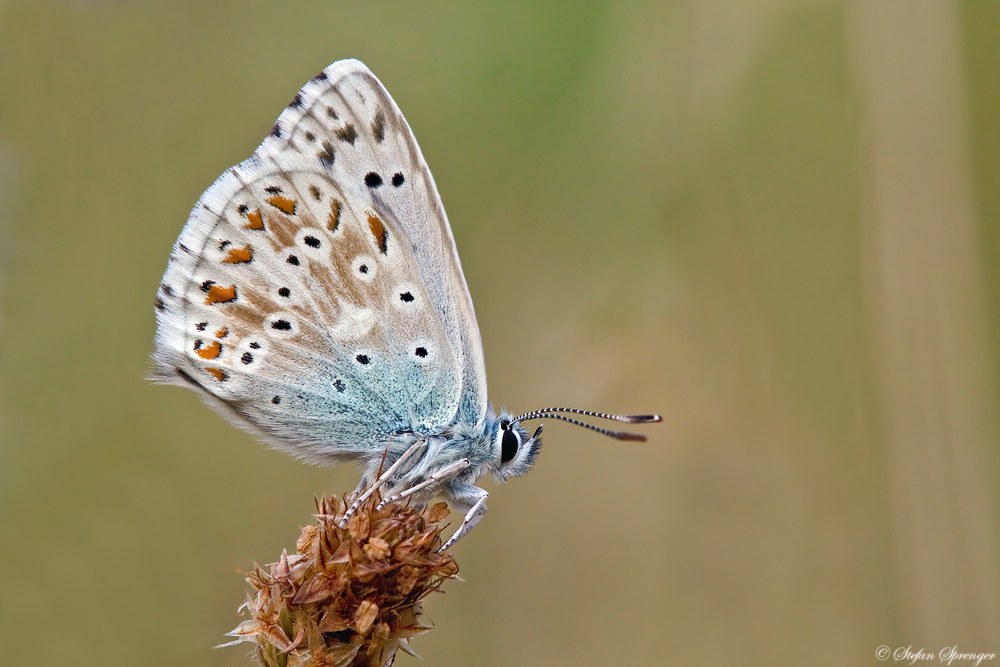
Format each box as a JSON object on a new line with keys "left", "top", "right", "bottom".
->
{"left": 2, "top": 1, "right": 999, "bottom": 665}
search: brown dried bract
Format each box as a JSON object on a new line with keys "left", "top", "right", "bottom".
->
{"left": 222, "top": 495, "right": 458, "bottom": 667}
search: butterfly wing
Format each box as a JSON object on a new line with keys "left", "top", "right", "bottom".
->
{"left": 154, "top": 60, "right": 487, "bottom": 464}
{"left": 262, "top": 60, "right": 487, "bottom": 428}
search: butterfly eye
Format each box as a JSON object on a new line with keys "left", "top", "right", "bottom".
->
{"left": 500, "top": 427, "right": 520, "bottom": 464}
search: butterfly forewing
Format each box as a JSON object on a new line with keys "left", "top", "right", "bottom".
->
{"left": 260, "top": 60, "right": 488, "bottom": 428}
{"left": 155, "top": 64, "right": 481, "bottom": 463}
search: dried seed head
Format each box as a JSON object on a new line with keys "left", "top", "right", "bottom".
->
{"left": 352, "top": 600, "right": 379, "bottom": 636}
{"left": 363, "top": 537, "right": 391, "bottom": 561}
{"left": 222, "top": 495, "right": 459, "bottom": 667}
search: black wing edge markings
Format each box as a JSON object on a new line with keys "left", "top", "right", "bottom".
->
{"left": 175, "top": 368, "right": 209, "bottom": 391}
{"left": 336, "top": 124, "right": 358, "bottom": 145}
{"left": 328, "top": 73, "right": 387, "bottom": 151}
{"left": 344, "top": 71, "right": 427, "bottom": 195}
{"left": 372, "top": 109, "right": 386, "bottom": 143}
{"left": 318, "top": 140, "right": 335, "bottom": 167}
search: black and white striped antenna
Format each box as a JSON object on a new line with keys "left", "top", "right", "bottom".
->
{"left": 514, "top": 407, "right": 661, "bottom": 441}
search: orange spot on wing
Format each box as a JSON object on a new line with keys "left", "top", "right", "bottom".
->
{"left": 194, "top": 340, "right": 222, "bottom": 360}
{"left": 206, "top": 368, "right": 228, "bottom": 382}
{"left": 205, "top": 284, "right": 237, "bottom": 304}
{"left": 367, "top": 213, "right": 388, "bottom": 254}
{"left": 222, "top": 245, "right": 253, "bottom": 264}
{"left": 215, "top": 326, "right": 228, "bottom": 338}
{"left": 266, "top": 195, "right": 297, "bottom": 215}
{"left": 244, "top": 208, "right": 264, "bottom": 230}
{"left": 328, "top": 199, "right": 341, "bottom": 232}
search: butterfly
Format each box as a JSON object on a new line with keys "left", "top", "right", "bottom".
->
{"left": 152, "top": 59, "right": 660, "bottom": 550}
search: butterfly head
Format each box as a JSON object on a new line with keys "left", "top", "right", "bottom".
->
{"left": 488, "top": 411, "right": 543, "bottom": 483}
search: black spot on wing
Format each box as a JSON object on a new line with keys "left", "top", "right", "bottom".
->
{"left": 269, "top": 122, "right": 282, "bottom": 138}
{"left": 288, "top": 93, "right": 304, "bottom": 109}
{"left": 392, "top": 172, "right": 405, "bottom": 187}
{"left": 311, "top": 70, "right": 328, "bottom": 83}
{"left": 336, "top": 124, "right": 358, "bottom": 145}
{"left": 364, "top": 172, "right": 382, "bottom": 188}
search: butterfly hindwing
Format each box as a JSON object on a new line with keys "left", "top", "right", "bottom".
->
{"left": 157, "top": 150, "right": 470, "bottom": 464}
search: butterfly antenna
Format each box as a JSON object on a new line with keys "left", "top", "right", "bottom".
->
{"left": 514, "top": 407, "right": 661, "bottom": 424}
{"left": 516, "top": 411, "right": 658, "bottom": 441}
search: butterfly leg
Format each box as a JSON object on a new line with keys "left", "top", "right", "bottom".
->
{"left": 339, "top": 439, "right": 426, "bottom": 528}
{"left": 438, "top": 483, "right": 489, "bottom": 552}
{"left": 374, "top": 458, "right": 471, "bottom": 511}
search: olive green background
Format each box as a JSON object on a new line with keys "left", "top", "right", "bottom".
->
{"left": 2, "top": 2, "right": 998, "bottom": 665}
